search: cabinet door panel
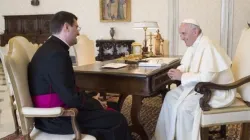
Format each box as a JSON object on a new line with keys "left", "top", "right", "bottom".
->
{"left": 5, "top": 17, "right": 22, "bottom": 33}
{"left": 24, "top": 34, "right": 37, "bottom": 43}
{"left": 96, "top": 40, "right": 134, "bottom": 61}
{"left": 22, "top": 17, "right": 38, "bottom": 34}
{"left": 38, "top": 15, "right": 53, "bottom": 34}
{"left": 36, "top": 34, "right": 50, "bottom": 44}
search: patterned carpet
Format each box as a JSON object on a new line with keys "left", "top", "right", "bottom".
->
{"left": 121, "top": 95, "right": 244, "bottom": 140}
{"left": 121, "top": 96, "right": 161, "bottom": 140}
{"left": 0, "top": 95, "right": 246, "bottom": 140}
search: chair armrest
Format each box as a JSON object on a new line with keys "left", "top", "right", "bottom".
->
{"left": 194, "top": 75, "right": 250, "bottom": 111}
{"left": 22, "top": 107, "right": 82, "bottom": 140}
{"left": 22, "top": 107, "right": 63, "bottom": 117}
{"left": 61, "top": 108, "right": 81, "bottom": 140}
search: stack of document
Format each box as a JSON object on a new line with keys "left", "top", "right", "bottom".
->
{"left": 139, "top": 57, "right": 179, "bottom": 67}
{"left": 101, "top": 63, "right": 128, "bottom": 69}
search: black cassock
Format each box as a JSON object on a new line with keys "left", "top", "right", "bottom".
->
{"left": 28, "top": 36, "right": 132, "bottom": 140}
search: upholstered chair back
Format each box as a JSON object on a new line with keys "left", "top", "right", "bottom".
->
{"left": 0, "top": 44, "right": 20, "bottom": 133}
{"left": 13, "top": 36, "right": 39, "bottom": 60}
{"left": 73, "top": 35, "right": 95, "bottom": 66}
{"left": 232, "top": 27, "right": 250, "bottom": 102}
{"left": 0, "top": 44, "right": 13, "bottom": 94}
{"left": 33, "top": 43, "right": 41, "bottom": 49}
{"left": 162, "top": 39, "right": 169, "bottom": 56}
{"left": 4, "top": 38, "right": 33, "bottom": 135}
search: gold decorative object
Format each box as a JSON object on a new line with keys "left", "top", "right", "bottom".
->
{"left": 116, "top": 54, "right": 142, "bottom": 63}
{"left": 132, "top": 42, "right": 142, "bottom": 55}
{"left": 154, "top": 29, "right": 164, "bottom": 55}
{"left": 148, "top": 32, "right": 154, "bottom": 56}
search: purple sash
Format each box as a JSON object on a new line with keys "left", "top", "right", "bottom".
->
{"left": 32, "top": 85, "right": 67, "bottom": 108}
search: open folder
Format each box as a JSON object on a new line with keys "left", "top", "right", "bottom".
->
{"left": 138, "top": 57, "right": 179, "bottom": 67}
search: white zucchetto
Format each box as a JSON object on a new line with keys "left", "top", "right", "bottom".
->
{"left": 181, "top": 19, "right": 200, "bottom": 27}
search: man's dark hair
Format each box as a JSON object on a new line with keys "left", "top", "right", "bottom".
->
{"left": 50, "top": 11, "right": 78, "bottom": 34}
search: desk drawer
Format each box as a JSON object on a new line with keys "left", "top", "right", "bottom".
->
{"left": 151, "top": 70, "right": 172, "bottom": 92}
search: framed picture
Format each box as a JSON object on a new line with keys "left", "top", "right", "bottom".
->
{"left": 100, "top": 0, "right": 131, "bottom": 22}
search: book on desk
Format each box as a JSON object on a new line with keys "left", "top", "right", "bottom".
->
{"left": 101, "top": 57, "right": 180, "bottom": 68}
{"left": 138, "top": 57, "right": 180, "bottom": 67}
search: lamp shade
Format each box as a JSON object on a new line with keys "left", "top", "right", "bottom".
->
{"left": 133, "top": 21, "right": 159, "bottom": 29}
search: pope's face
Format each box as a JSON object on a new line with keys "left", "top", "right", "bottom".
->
{"left": 179, "top": 23, "right": 198, "bottom": 47}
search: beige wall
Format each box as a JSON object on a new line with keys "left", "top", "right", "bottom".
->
{"left": 178, "top": 0, "right": 221, "bottom": 55}
{"left": 233, "top": 0, "right": 250, "bottom": 58}
{"left": 0, "top": 0, "right": 250, "bottom": 57}
{"left": 0, "top": 0, "right": 169, "bottom": 55}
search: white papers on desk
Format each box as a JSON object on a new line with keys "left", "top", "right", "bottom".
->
{"left": 101, "top": 63, "right": 128, "bottom": 69}
{"left": 139, "top": 57, "right": 179, "bottom": 67}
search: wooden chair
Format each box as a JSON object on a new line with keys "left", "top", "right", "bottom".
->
{"left": 195, "top": 25, "right": 250, "bottom": 140}
{"left": 0, "top": 36, "right": 40, "bottom": 135}
{"left": 4, "top": 37, "right": 96, "bottom": 140}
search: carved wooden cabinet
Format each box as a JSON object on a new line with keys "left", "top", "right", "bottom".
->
{"left": 0, "top": 14, "right": 53, "bottom": 46}
{"left": 95, "top": 40, "right": 134, "bottom": 61}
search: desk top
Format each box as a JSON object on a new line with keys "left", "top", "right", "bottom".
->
{"left": 74, "top": 59, "right": 181, "bottom": 78}
{"left": 74, "top": 58, "right": 180, "bottom": 95}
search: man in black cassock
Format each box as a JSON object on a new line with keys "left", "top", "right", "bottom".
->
{"left": 28, "top": 11, "right": 132, "bottom": 140}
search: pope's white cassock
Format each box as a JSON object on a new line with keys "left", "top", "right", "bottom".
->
{"left": 153, "top": 33, "right": 236, "bottom": 140}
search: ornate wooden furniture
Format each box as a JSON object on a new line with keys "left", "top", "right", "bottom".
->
{"left": 74, "top": 59, "right": 180, "bottom": 140}
{"left": 95, "top": 40, "right": 134, "bottom": 61}
{"left": 0, "top": 14, "right": 53, "bottom": 46}
{"left": 195, "top": 26, "right": 250, "bottom": 140}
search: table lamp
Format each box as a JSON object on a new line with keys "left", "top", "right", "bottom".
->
{"left": 133, "top": 21, "right": 159, "bottom": 56}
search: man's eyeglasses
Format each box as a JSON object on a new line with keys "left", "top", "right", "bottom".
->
{"left": 77, "top": 27, "right": 81, "bottom": 31}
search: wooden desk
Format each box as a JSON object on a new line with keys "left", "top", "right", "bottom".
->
{"left": 74, "top": 59, "right": 180, "bottom": 140}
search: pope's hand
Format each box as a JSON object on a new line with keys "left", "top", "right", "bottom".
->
{"left": 167, "top": 69, "right": 182, "bottom": 81}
